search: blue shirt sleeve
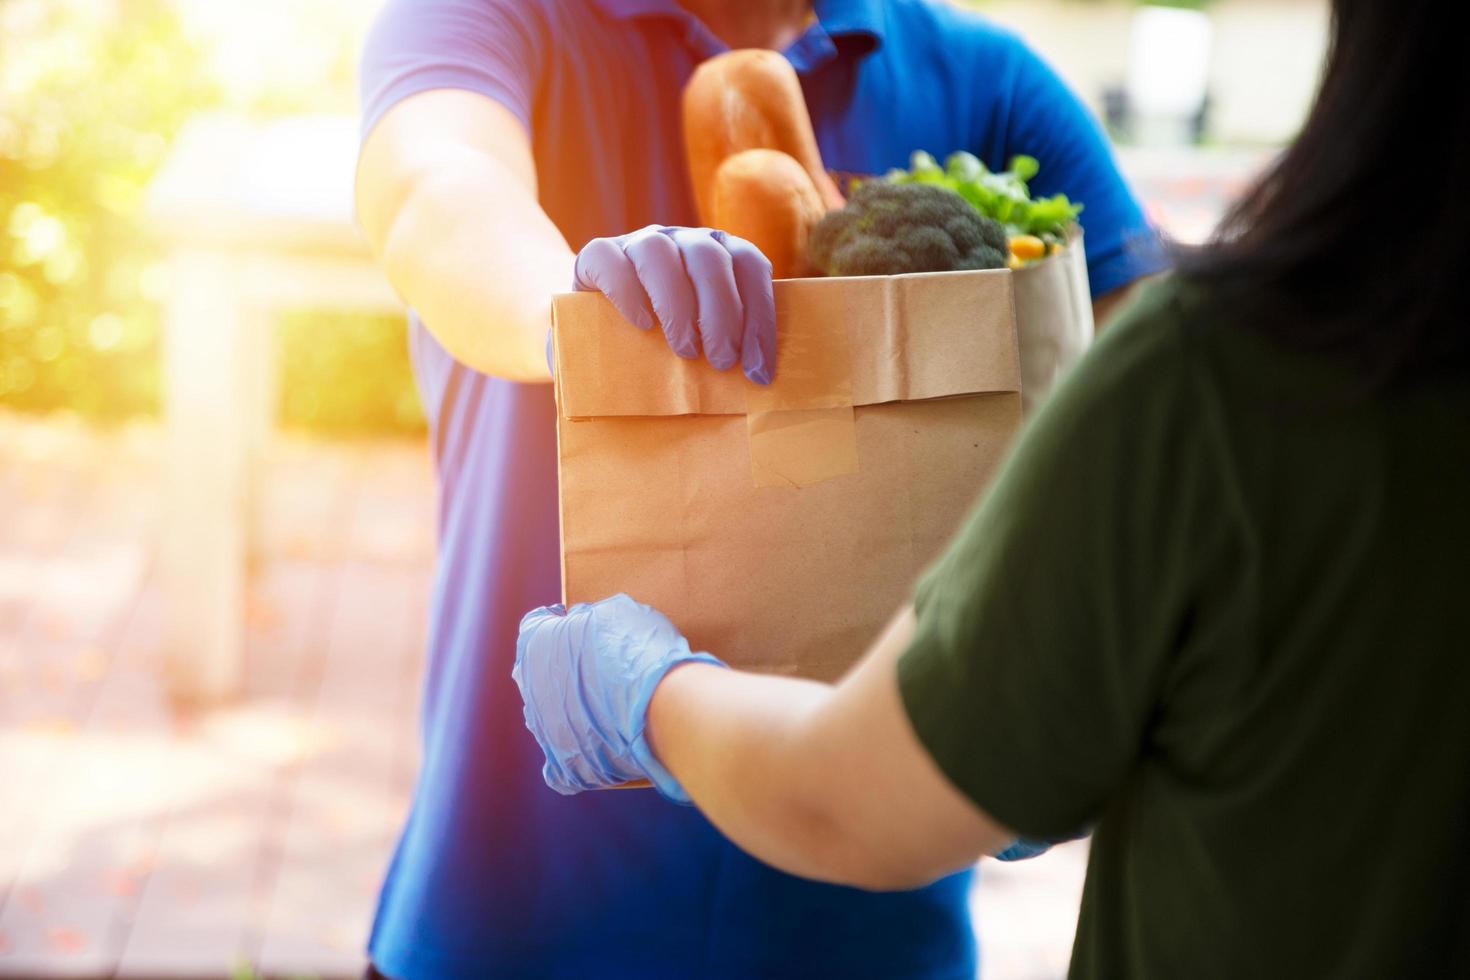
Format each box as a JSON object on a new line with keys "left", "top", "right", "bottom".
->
{"left": 358, "top": 0, "right": 546, "bottom": 141}
{"left": 998, "top": 43, "right": 1167, "bottom": 297}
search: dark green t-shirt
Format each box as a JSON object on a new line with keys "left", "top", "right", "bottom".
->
{"left": 899, "top": 277, "right": 1470, "bottom": 979}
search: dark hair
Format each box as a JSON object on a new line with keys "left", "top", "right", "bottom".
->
{"left": 1175, "top": 0, "right": 1470, "bottom": 385}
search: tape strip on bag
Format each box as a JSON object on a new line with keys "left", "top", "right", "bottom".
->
{"left": 745, "top": 309, "right": 859, "bottom": 488}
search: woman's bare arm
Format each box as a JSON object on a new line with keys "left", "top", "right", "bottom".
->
{"left": 646, "top": 608, "right": 1016, "bottom": 890}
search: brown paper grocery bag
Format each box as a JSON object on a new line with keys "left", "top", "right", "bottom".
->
{"left": 1012, "top": 231, "right": 1094, "bottom": 412}
{"left": 552, "top": 268, "right": 1022, "bottom": 682}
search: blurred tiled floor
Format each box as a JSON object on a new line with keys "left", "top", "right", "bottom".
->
{"left": 0, "top": 414, "right": 432, "bottom": 977}
{"left": 0, "top": 412, "right": 1086, "bottom": 978}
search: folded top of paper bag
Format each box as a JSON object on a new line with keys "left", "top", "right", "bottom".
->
{"left": 553, "top": 268, "right": 1021, "bottom": 420}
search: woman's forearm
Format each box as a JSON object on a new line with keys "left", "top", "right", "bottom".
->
{"left": 647, "top": 664, "right": 854, "bottom": 882}
{"left": 646, "top": 609, "right": 1012, "bottom": 890}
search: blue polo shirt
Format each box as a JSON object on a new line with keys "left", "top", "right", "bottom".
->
{"left": 360, "top": 2, "right": 1162, "bottom": 977}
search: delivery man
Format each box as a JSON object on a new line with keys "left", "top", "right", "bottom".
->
{"left": 354, "top": 1, "right": 1164, "bottom": 977}
{"left": 511, "top": 3, "right": 1470, "bottom": 977}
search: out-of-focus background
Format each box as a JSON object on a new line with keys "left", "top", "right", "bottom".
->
{"left": 0, "top": 1, "right": 1325, "bottom": 976}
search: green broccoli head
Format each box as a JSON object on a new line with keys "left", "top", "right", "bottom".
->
{"left": 808, "top": 182, "right": 1009, "bottom": 277}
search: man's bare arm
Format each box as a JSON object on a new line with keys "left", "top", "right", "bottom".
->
{"left": 356, "top": 89, "right": 575, "bottom": 382}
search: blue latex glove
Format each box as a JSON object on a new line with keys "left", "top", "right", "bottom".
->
{"left": 573, "top": 225, "right": 776, "bottom": 384}
{"left": 994, "top": 839, "right": 1054, "bottom": 861}
{"left": 513, "top": 593, "right": 726, "bottom": 803}
{"left": 995, "top": 824, "right": 1096, "bottom": 861}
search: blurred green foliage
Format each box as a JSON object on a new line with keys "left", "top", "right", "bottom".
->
{"left": 277, "top": 310, "right": 424, "bottom": 437}
{"left": 0, "top": 0, "right": 424, "bottom": 436}
{"left": 0, "top": 0, "right": 213, "bottom": 420}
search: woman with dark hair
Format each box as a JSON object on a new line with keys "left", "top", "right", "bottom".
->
{"left": 514, "top": 0, "right": 1470, "bottom": 975}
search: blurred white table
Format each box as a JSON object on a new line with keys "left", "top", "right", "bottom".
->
{"left": 146, "top": 114, "right": 402, "bottom": 701}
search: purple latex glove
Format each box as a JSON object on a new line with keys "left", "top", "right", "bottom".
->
{"left": 514, "top": 594, "right": 726, "bottom": 803}
{"left": 573, "top": 225, "right": 776, "bottom": 384}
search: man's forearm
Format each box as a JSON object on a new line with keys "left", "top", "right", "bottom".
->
{"left": 378, "top": 151, "right": 575, "bottom": 381}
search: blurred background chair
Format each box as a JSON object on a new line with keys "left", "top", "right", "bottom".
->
{"left": 146, "top": 114, "right": 399, "bottom": 702}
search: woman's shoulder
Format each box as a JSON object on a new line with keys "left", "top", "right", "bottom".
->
{"left": 1100, "top": 272, "right": 1386, "bottom": 409}
{"left": 1076, "top": 271, "right": 1293, "bottom": 406}
{"left": 1056, "top": 275, "right": 1203, "bottom": 416}
{"left": 1097, "top": 273, "right": 1201, "bottom": 353}
{"left": 1009, "top": 273, "right": 1248, "bottom": 508}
